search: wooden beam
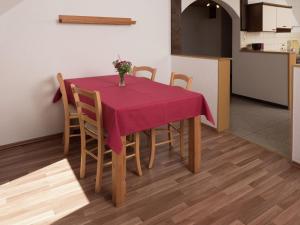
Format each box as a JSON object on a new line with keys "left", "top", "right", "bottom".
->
{"left": 171, "top": 0, "right": 182, "bottom": 54}
{"left": 59, "top": 15, "right": 136, "bottom": 25}
{"left": 217, "top": 58, "right": 231, "bottom": 132}
{"left": 289, "top": 52, "right": 297, "bottom": 110}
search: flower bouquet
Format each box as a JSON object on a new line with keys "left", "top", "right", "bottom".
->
{"left": 113, "top": 58, "right": 132, "bottom": 87}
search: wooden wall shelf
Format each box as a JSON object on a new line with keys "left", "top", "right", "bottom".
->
{"left": 58, "top": 15, "right": 136, "bottom": 25}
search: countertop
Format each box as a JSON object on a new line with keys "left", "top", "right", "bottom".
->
{"left": 172, "top": 53, "right": 232, "bottom": 60}
{"left": 240, "top": 48, "right": 295, "bottom": 55}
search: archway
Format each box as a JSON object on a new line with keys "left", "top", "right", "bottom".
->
{"left": 181, "top": 1, "right": 233, "bottom": 57}
{"left": 179, "top": 0, "right": 242, "bottom": 95}
{"left": 182, "top": 0, "right": 240, "bottom": 16}
{"left": 179, "top": 0, "right": 241, "bottom": 97}
{"left": 180, "top": 0, "right": 240, "bottom": 58}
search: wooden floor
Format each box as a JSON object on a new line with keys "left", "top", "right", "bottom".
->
{"left": 1, "top": 126, "right": 300, "bottom": 225}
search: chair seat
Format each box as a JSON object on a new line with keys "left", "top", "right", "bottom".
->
{"left": 85, "top": 123, "right": 98, "bottom": 135}
{"left": 68, "top": 104, "right": 78, "bottom": 116}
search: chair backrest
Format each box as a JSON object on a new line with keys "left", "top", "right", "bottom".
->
{"left": 57, "top": 73, "right": 71, "bottom": 118}
{"left": 170, "top": 72, "right": 192, "bottom": 90}
{"left": 71, "top": 84, "right": 103, "bottom": 139}
{"left": 132, "top": 66, "right": 157, "bottom": 81}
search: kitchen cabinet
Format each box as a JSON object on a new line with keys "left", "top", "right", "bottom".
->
{"left": 246, "top": 3, "right": 292, "bottom": 32}
{"left": 277, "top": 7, "right": 292, "bottom": 29}
{"left": 263, "top": 5, "right": 277, "bottom": 32}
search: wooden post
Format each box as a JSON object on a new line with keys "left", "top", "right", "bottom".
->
{"left": 112, "top": 136, "right": 127, "bottom": 207}
{"left": 188, "top": 116, "right": 201, "bottom": 173}
{"left": 217, "top": 58, "right": 231, "bottom": 132}
{"left": 289, "top": 52, "right": 297, "bottom": 110}
{"left": 171, "top": 0, "right": 182, "bottom": 54}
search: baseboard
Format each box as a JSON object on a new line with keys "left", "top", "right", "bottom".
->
{"left": 292, "top": 161, "right": 300, "bottom": 169}
{"left": 0, "top": 133, "right": 63, "bottom": 151}
{"left": 202, "top": 123, "right": 219, "bottom": 132}
{"left": 0, "top": 123, "right": 218, "bottom": 152}
{"left": 231, "top": 93, "right": 288, "bottom": 109}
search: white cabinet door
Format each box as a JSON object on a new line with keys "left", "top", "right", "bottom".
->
{"left": 263, "top": 5, "right": 277, "bottom": 32}
{"left": 277, "top": 7, "right": 292, "bottom": 29}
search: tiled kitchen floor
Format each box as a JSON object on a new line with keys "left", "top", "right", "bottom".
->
{"left": 230, "top": 96, "right": 291, "bottom": 157}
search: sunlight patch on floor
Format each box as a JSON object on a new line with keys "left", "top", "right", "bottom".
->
{"left": 0, "top": 158, "right": 90, "bottom": 225}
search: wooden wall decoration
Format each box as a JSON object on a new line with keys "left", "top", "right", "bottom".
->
{"left": 59, "top": 15, "right": 136, "bottom": 25}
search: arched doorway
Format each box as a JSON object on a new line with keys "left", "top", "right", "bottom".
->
{"left": 181, "top": 1, "right": 232, "bottom": 58}
{"left": 178, "top": 0, "right": 241, "bottom": 59}
{"left": 172, "top": 0, "right": 241, "bottom": 86}
{"left": 176, "top": 0, "right": 241, "bottom": 93}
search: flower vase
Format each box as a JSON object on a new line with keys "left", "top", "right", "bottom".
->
{"left": 119, "top": 74, "right": 126, "bottom": 87}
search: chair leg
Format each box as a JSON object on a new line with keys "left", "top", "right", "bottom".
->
{"left": 63, "top": 118, "right": 70, "bottom": 155}
{"left": 180, "top": 120, "right": 185, "bottom": 159}
{"left": 148, "top": 129, "right": 156, "bottom": 169}
{"left": 95, "top": 142, "right": 104, "bottom": 193}
{"left": 134, "top": 133, "right": 143, "bottom": 176}
{"left": 168, "top": 124, "right": 174, "bottom": 150}
{"left": 80, "top": 133, "right": 87, "bottom": 179}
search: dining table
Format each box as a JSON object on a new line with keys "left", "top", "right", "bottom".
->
{"left": 53, "top": 74, "right": 214, "bottom": 207}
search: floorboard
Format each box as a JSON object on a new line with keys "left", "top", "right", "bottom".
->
{"left": 0, "top": 126, "right": 299, "bottom": 225}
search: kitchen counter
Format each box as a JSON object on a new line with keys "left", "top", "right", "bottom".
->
{"left": 172, "top": 53, "right": 232, "bottom": 61}
{"left": 240, "top": 48, "right": 293, "bottom": 55}
{"left": 234, "top": 49, "right": 296, "bottom": 108}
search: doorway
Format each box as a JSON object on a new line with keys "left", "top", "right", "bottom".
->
{"left": 179, "top": 0, "right": 291, "bottom": 158}
{"left": 181, "top": 0, "right": 232, "bottom": 58}
{"left": 229, "top": 1, "right": 291, "bottom": 158}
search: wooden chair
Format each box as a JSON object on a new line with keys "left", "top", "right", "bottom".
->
{"left": 132, "top": 66, "right": 157, "bottom": 81}
{"left": 170, "top": 72, "right": 192, "bottom": 90}
{"left": 148, "top": 72, "right": 193, "bottom": 169}
{"left": 71, "top": 84, "right": 143, "bottom": 193}
{"left": 57, "top": 73, "right": 80, "bottom": 155}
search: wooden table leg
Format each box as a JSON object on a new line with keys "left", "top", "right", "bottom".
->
{"left": 188, "top": 116, "right": 201, "bottom": 173}
{"left": 112, "top": 136, "right": 127, "bottom": 207}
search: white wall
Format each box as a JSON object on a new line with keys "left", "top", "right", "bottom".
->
{"left": 171, "top": 55, "right": 219, "bottom": 128}
{"left": 293, "top": 66, "right": 300, "bottom": 163}
{"left": 0, "top": 0, "right": 171, "bottom": 145}
{"left": 0, "top": 0, "right": 22, "bottom": 16}
{"left": 240, "top": 31, "right": 300, "bottom": 51}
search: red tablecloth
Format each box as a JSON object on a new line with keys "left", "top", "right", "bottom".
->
{"left": 53, "top": 75, "right": 214, "bottom": 153}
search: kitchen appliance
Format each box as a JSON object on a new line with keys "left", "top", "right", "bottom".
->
{"left": 251, "top": 43, "right": 264, "bottom": 51}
